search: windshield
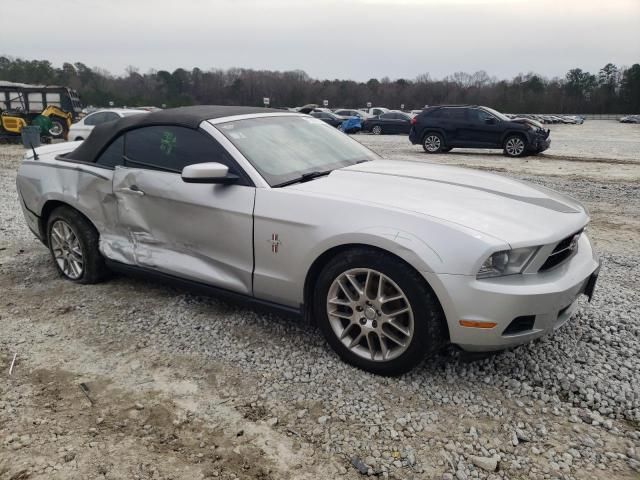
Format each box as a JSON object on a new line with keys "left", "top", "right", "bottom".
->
{"left": 482, "top": 106, "right": 510, "bottom": 122}
{"left": 216, "top": 115, "right": 379, "bottom": 186}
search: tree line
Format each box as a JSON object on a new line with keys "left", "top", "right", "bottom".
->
{"left": 1, "top": 56, "right": 639, "bottom": 114}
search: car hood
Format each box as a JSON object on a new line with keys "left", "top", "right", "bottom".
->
{"left": 287, "top": 160, "right": 588, "bottom": 247}
{"left": 511, "top": 117, "right": 545, "bottom": 130}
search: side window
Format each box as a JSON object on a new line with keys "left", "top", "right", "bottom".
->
{"left": 45, "top": 92, "right": 61, "bottom": 107}
{"left": 442, "top": 108, "right": 466, "bottom": 121}
{"left": 476, "top": 110, "right": 495, "bottom": 123}
{"left": 96, "top": 135, "right": 125, "bottom": 168}
{"left": 84, "top": 112, "right": 103, "bottom": 126}
{"left": 28, "top": 93, "right": 44, "bottom": 111}
{"left": 452, "top": 109, "right": 467, "bottom": 120}
{"left": 103, "top": 112, "right": 120, "bottom": 123}
{"left": 124, "top": 126, "right": 241, "bottom": 177}
{"left": 380, "top": 113, "right": 393, "bottom": 119}
{"left": 9, "top": 92, "right": 22, "bottom": 110}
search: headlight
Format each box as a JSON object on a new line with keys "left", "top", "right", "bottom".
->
{"left": 477, "top": 246, "right": 539, "bottom": 278}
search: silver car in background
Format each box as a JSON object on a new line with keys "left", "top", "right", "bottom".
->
{"left": 68, "top": 108, "right": 148, "bottom": 141}
{"left": 16, "top": 106, "right": 600, "bottom": 375}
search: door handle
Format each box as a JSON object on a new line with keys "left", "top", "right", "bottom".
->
{"left": 116, "top": 186, "right": 145, "bottom": 196}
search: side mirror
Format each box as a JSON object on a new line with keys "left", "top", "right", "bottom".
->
{"left": 181, "top": 162, "right": 239, "bottom": 184}
{"left": 485, "top": 117, "right": 497, "bottom": 125}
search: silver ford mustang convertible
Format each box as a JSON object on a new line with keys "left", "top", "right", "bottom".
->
{"left": 16, "top": 106, "right": 600, "bottom": 375}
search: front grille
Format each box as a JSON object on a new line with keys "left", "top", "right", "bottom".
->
{"left": 539, "top": 230, "right": 583, "bottom": 272}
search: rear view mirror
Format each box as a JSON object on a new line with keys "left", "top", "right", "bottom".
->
{"left": 182, "top": 162, "right": 239, "bottom": 184}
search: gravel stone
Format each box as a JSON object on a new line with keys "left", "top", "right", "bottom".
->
{"left": 469, "top": 455, "right": 499, "bottom": 472}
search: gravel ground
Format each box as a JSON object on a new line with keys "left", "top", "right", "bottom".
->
{"left": 1, "top": 122, "right": 639, "bottom": 480}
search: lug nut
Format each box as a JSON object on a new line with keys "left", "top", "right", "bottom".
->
{"left": 359, "top": 318, "right": 366, "bottom": 325}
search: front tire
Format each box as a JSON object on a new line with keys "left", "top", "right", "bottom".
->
{"left": 422, "top": 132, "right": 444, "bottom": 153}
{"left": 49, "top": 118, "right": 67, "bottom": 139}
{"left": 313, "top": 248, "right": 446, "bottom": 376}
{"left": 46, "top": 206, "right": 109, "bottom": 284}
{"left": 503, "top": 135, "right": 527, "bottom": 157}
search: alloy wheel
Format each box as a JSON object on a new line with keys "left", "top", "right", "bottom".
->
{"left": 505, "top": 137, "right": 525, "bottom": 156}
{"left": 326, "top": 268, "right": 414, "bottom": 362}
{"left": 50, "top": 220, "right": 84, "bottom": 279}
{"left": 372, "top": 125, "right": 382, "bottom": 135}
{"left": 424, "top": 135, "right": 441, "bottom": 152}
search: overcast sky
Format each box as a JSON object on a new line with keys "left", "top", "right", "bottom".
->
{"left": 3, "top": 0, "right": 639, "bottom": 81}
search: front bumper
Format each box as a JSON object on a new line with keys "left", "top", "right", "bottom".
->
{"left": 423, "top": 234, "right": 599, "bottom": 352}
{"left": 528, "top": 132, "right": 551, "bottom": 153}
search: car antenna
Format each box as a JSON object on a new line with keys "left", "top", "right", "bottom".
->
{"left": 29, "top": 141, "right": 39, "bottom": 160}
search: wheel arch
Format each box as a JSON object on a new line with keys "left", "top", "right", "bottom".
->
{"left": 39, "top": 200, "right": 98, "bottom": 247}
{"left": 421, "top": 128, "right": 447, "bottom": 144}
{"left": 302, "top": 243, "right": 449, "bottom": 340}
{"left": 500, "top": 129, "right": 528, "bottom": 145}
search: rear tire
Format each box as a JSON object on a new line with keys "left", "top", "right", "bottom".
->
{"left": 503, "top": 135, "right": 527, "bottom": 157}
{"left": 313, "top": 248, "right": 447, "bottom": 376}
{"left": 371, "top": 125, "right": 383, "bottom": 135}
{"left": 422, "top": 132, "right": 444, "bottom": 153}
{"left": 46, "top": 206, "right": 109, "bottom": 284}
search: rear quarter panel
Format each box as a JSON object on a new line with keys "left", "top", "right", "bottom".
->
{"left": 17, "top": 157, "right": 116, "bottom": 240}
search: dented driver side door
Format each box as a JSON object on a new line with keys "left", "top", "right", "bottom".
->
{"left": 108, "top": 125, "right": 255, "bottom": 294}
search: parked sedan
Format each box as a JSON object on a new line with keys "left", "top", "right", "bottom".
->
{"left": 333, "top": 109, "right": 371, "bottom": 120}
{"left": 16, "top": 106, "right": 599, "bottom": 375}
{"left": 311, "top": 111, "right": 347, "bottom": 127}
{"left": 362, "top": 111, "right": 413, "bottom": 135}
{"left": 69, "top": 108, "right": 147, "bottom": 141}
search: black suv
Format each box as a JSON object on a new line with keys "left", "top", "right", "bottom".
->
{"left": 409, "top": 105, "right": 550, "bottom": 157}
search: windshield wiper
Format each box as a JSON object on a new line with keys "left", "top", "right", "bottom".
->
{"left": 273, "top": 169, "right": 333, "bottom": 188}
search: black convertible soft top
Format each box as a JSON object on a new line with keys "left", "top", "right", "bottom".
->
{"left": 67, "top": 105, "right": 283, "bottom": 164}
